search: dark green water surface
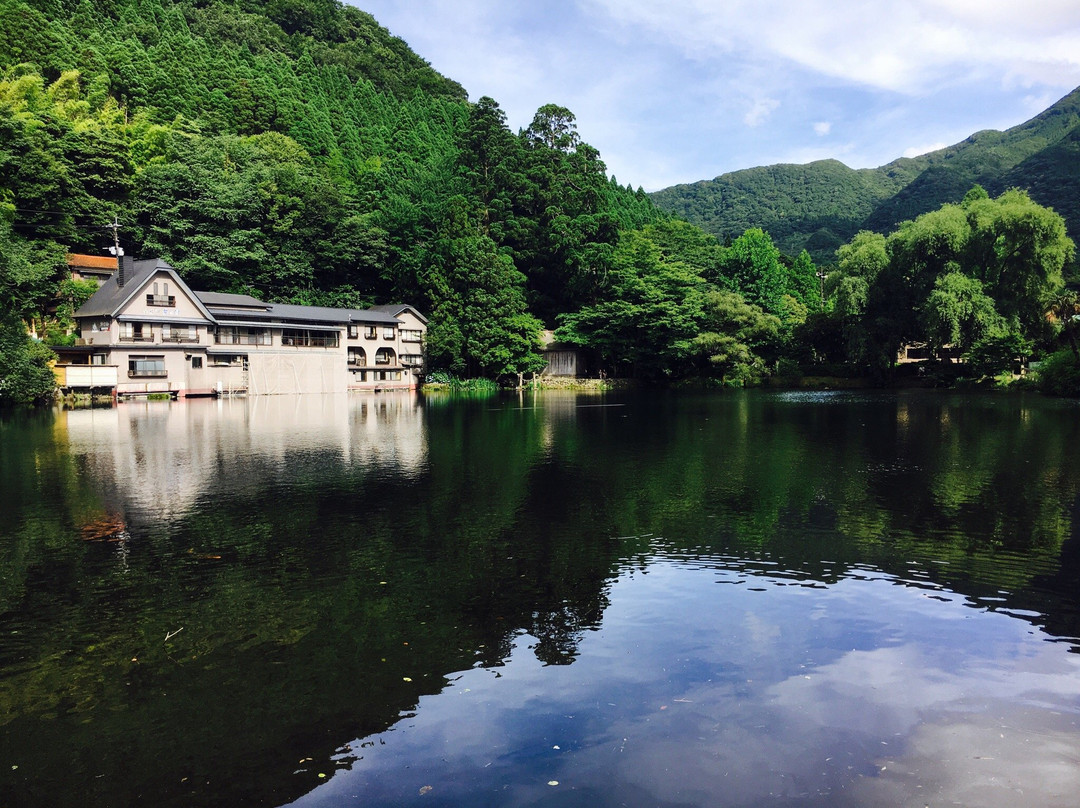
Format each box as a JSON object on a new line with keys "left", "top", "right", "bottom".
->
{"left": 2, "top": 390, "right": 1080, "bottom": 807}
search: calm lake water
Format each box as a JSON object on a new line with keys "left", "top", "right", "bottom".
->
{"left": 2, "top": 389, "right": 1080, "bottom": 807}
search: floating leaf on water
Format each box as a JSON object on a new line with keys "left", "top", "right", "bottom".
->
{"left": 419, "top": 785, "right": 432, "bottom": 795}
{"left": 318, "top": 773, "right": 327, "bottom": 779}
{"left": 547, "top": 780, "right": 559, "bottom": 786}
{"left": 403, "top": 677, "right": 412, "bottom": 682}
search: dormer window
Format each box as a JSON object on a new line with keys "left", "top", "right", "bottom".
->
{"left": 147, "top": 282, "right": 175, "bottom": 306}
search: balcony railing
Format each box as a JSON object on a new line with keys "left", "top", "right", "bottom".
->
{"left": 347, "top": 356, "right": 367, "bottom": 366}
{"left": 128, "top": 369, "right": 167, "bottom": 378}
{"left": 282, "top": 334, "right": 338, "bottom": 348}
{"left": 374, "top": 356, "right": 392, "bottom": 365}
{"left": 162, "top": 333, "right": 200, "bottom": 343}
{"left": 146, "top": 294, "right": 176, "bottom": 307}
{"left": 119, "top": 334, "right": 154, "bottom": 342}
{"left": 216, "top": 334, "right": 270, "bottom": 345}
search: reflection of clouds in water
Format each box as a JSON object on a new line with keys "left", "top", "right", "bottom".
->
{"left": 292, "top": 563, "right": 1080, "bottom": 807}
{"left": 852, "top": 706, "right": 1080, "bottom": 808}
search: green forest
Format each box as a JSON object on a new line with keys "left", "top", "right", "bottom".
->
{"left": 650, "top": 87, "right": 1080, "bottom": 264}
{"left": 0, "top": 0, "right": 1077, "bottom": 404}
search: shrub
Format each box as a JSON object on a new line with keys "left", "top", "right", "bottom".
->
{"left": 1031, "top": 350, "right": 1080, "bottom": 397}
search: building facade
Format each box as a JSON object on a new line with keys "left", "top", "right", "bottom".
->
{"left": 59, "top": 257, "right": 426, "bottom": 397}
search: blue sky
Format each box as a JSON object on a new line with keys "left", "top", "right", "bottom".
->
{"left": 351, "top": 0, "right": 1080, "bottom": 191}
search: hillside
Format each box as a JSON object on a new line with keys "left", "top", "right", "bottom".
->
{"left": 0, "top": 0, "right": 666, "bottom": 382}
{"left": 651, "top": 87, "right": 1080, "bottom": 263}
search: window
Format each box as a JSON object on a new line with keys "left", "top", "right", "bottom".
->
{"left": 91, "top": 353, "right": 106, "bottom": 366}
{"left": 364, "top": 325, "right": 377, "bottom": 339}
{"left": 401, "top": 329, "right": 423, "bottom": 343}
{"left": 210, "top": 354, "right": 243, "bottom": 367}
{"left": 120, "top": 322, "right": 150, "bottom": 342}
{"left": 128, "top": 356, "right": 166, "bottom": 378}
{"left": 348, "top": 348, "right": 367, "bottom": 366}
{"left": 375, "top": 347, "right": 395, "bottom": 365}
{"left": 382, "top": 326, "right": 396, "bottom": 339}
{"left": 191, "top": 356, "right": 203, "bottom": 369}
{"left": 401, "top": 354, "right": 423, "bottom": 367}
{"left": 348, "top": 324, "right": 359, "bottom": 339}
{"left": 216, "top": 327, "right": 268, "bottom": 345}
{"left": 282, "top": 329, "right": 338, "bottom": 348}
{"left": 146, "top": 283, "right": 175, "bottom": 306}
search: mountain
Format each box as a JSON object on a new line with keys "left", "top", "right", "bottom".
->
{"left": 650, "top": 87, "right": 1080, "bottom": 263}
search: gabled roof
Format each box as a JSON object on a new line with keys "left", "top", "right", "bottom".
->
{"left": 74, "top": 258, "right": 215, "bottom": 322}
{"left": 73, "top": 257, "right": 424, "bottom": 330}
{"left": 194, "top": 291, "right": 269, "bottom": 310}
{"left": 369, "top": 304, "right": 429, "bottom": 325}
{"left": 67, "top": 253, "right": 118, "bottom": 271}
{"left": 267, "top": 303, "right": 401, "bottom": 326}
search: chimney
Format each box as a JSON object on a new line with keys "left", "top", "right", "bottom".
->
{"left": 118, "top": 255, "right": 133, "bottom": 287}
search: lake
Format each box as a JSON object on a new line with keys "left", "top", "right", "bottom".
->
{"left": 2, "top": 389, "right": 1079, "bottom": 807}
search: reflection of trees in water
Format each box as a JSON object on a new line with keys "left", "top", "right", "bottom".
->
{"left": 0, "top": 394, "right": 628, "bottom": 807}
{"left": 2, "top": 391, "right": 1080, "bottom": 806}
{"left": 530, "top": 598, "right": 608, "bottom": 665}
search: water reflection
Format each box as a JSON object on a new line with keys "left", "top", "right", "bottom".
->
{"left": 1, "top": 390, "right": 1079, "bottom": 807}
{"left": 56, "top": 393, "right": 428, "bottom": 527}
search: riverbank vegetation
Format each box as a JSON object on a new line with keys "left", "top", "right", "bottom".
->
{"left": 0, "top": 0, "right": 1076, "bottom": 404}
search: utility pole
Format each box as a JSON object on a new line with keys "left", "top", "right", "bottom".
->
{"left": 107, "top": 215, "right": 124, "bottom": 257}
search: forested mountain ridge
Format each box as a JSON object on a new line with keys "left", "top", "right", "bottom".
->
{"left": 1, "top": 0, "right": 1076, "bottom": 403}
{"left": 651, "top": 87, "right": 1080, "bottom": 263}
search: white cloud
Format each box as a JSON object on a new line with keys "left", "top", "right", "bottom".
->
{"left": 351, "top": 0, "right": 1080, "bottom": 188}
{"left": 744, "top": 97, "right": 779, "bottom": 127}
{"left": 903, "top": 141, "right": 948, "bottom": 158}
{"left": 586, "top": 0, "right": 1080, "bottom": 93}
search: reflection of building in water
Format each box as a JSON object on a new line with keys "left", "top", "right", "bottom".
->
{"left": 58, "top": 393, "right": 427, "bottom": 527}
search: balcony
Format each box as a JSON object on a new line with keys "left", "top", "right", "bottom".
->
{"left": 146, "top": 294, "right": 176, "bottom": 307}
{"left": 282, "top": 333, "right": 338, "bottom": 348}
{"left": 216, "top": 333, "right": 270, "bottom": 345}
{"left": 162, "top": 333, "right": 200, "bottom": 343}
{"left": 119, "top": 334, "right": 154, "bottom": 343}
{"left": 128, "top": 369, "right": 167, "bottom": 378}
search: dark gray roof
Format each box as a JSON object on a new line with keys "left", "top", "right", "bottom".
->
{"left": 369, "top": 304, "right": 429, "bottom": 324}
{"left": 74, "top": 257, "right": 419, "bottom": 329}
{"left": 195, "top": 291, "right": 269, "bottom": 309}
{"left": 74, "top": 259, "right": 216, "bottom": 321}
{"left": 262, "top": 303, "right": 400, "bottom": 326}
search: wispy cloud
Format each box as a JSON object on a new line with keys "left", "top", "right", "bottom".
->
{"left": 352, "top": 0, "right": 1080, "bottom": 189}
{"left": 903, "top": 142, "right": 948, "bottom": 158}
{"left": 744, "top": 98, "right": 779, "bottom": 127}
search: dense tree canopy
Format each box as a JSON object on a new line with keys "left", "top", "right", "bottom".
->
{"left": 827, "top": 186, "right": 1074, "bottom": 373}
{"left": 0, "top": 1, "right": 1074, "bottom": 395}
